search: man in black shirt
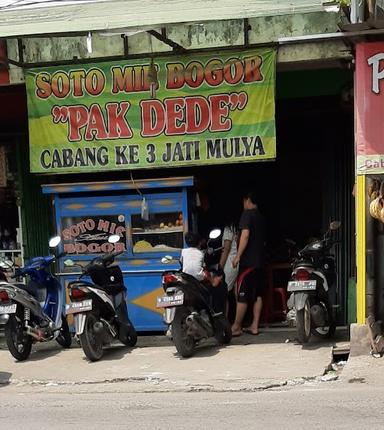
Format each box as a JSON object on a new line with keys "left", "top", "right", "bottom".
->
{"left": 232, "top": 191, "right": 266, "bottom": 336}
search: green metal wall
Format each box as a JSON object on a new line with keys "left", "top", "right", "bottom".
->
{"left": 16, "top": 138, "right": 52, "bottom": 260}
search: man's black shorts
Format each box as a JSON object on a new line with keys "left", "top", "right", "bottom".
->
{"left": 237, "top": 267, "right": 266, "bottom": 304}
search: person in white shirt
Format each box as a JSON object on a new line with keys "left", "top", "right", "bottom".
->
{"left": 219, "top": 223, "right": 239, "bottom": 292}
{"left": 180, "top": 232, "right": 206, "bottom": 281}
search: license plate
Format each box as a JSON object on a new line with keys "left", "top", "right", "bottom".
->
{"left": 0, "top": 303, "right": 17, "bottom": 314}
{"left": 66, "top": 299, "right": 92, "bottom": 315}
{"left": 156, "top": 293, "right": 184, "bottom": 308}
{"left": 287, "top": 280, "right": 317, "bottom": 292}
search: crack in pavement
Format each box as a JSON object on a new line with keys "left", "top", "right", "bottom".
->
{"left": 1, "top": 373, "right": 339, "bottom": 394}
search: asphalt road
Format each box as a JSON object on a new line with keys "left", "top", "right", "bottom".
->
{"left": 0, "top": 381, "right": 382, "bottom": 430}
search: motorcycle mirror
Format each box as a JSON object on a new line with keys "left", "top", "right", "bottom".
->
{"left": 209, "top": 229, "right": 222, "bottom": 240}
{"left": 64, "top": 259, "right": 75, "bottom": 267}
{"left": 161, "top": 255, "right": 173, "bottom": 264}
{"left": 330, "top": 221, "right": 341, "bottom": 231}
{"left": 49, "top": 236, "right": 61, "bottom": 248}
{"left": 108, "top": 234, "right": 120, "bottom": 244}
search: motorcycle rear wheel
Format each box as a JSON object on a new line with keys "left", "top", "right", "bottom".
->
{"left": 172, "top": 307, "right": 195, "bottom": 358}
{"left": 79, "top": 313, "right": 103, "bottom": 362}
{"left": 296, "top": 299, "right": 311, "bottom": 344}
{"left": 5, "top": 308, "right": 33, "bottom": 361}
{"left": 56, "top": 315, "right": 72, "bottom": 348}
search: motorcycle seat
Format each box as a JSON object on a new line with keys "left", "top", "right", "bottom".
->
{"left": 95, "top": 283, "right": 126, "bottom": 296}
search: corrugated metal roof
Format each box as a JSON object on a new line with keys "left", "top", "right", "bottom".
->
{"left": 0, "top": 0, "right": 324, "bottom": 38}
{"left": 0, "top": 0, "right": 100, "bottom": 10}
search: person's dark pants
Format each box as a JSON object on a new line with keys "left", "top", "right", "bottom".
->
{"left": 210, "top": 281, "right": 228, "bottom": 314}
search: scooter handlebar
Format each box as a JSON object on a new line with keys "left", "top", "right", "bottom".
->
{"left": 82, "top": 251, "right": 125, "bottom": 273}
{"left": 101, "top": 250, "right": 124, "bottom": 266}
{"left": 11, "top": 255, "right": 57, "bottom": 278}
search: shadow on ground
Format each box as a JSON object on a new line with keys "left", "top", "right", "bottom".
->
{"left": 0, "top": 371, "right": 11, "bottom": 387}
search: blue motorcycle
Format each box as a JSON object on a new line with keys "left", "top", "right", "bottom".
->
{"left": 0, "top": 236, "right": 71, "bottom": 361}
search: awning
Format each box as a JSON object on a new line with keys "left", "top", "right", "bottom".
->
{"left": 0, "top": 0, "right": 324, "bottom": 38}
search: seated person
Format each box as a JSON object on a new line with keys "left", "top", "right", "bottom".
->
{"left": 181, "top": 232, "right": 225, "bottom": 288}
{"left": 181, "top": 232, "right": 205, "bottom": 281}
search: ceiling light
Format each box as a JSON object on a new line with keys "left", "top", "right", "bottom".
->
{"left": 86, "top": 32, "right": 92, "bottom": 54}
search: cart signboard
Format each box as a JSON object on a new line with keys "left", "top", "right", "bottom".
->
{"left": 25, "top": 48, "right": 276, "bottom": 173}
{"left": 61, "top": 215, "right": 126, "bottom": 254}
{"left": 356, "top": 42, "right": 384, "bottom": 175}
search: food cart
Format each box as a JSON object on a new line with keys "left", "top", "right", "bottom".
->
{"left": 42, "top": 177, "right": 193, "bottom": 331}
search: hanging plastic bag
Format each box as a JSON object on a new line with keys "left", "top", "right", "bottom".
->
{"left": 141, "top": 197, "right": 149, "bottom": 221}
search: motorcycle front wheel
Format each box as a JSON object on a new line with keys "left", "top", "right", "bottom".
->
{"left": 5, "top": 307, "right": 33, "bottom": 361}
{"left": 79, "top": 313, "right": 103, "bottom": 362}
{"left": 120, "top": 317, "right": 137, "bottom": 347}
{"left": 312, "top": 303, "right": 336, "bottom": 339}
{"left": 172, "top": 306, "right": 195, "bottom": 358}
{"left": 296, "top": 299, "right": 311, "bottom": 344}
{"left": 214, "top": 315, "right": 232, "bottom": 345}
{"left": 56, "top": 315, "right": 72, "bottom": 348}
{"left": 313, "top": 324, "right": 336, "bottom": 338}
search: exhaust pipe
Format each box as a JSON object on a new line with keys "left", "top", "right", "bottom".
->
{"left": 25, "top": 325, "right": 49, "bottom": 341}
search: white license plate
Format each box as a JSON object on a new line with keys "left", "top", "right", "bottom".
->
{"left": 156, "top": 294, "right": 184, "bottom": 308}
{"left": 287, "top": 280, "right": 317, "bottom": 292}
{"left": 66, "top": 299, "right": 92, "bottom": 315}
{"left": 0, "top": 303, "right": 17, "bottom": 314}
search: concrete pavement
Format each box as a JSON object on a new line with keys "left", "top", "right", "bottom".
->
{"left": 0, "top": 328, "right": 348, "bottom": 392}
{"left": 1, "top": 382, "right": 384, "bottom": 430}
{"left": 340, "top": 353, "right": 384, "bottom": 385}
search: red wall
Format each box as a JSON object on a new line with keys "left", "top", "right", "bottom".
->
{"left": 0, "top": 40, "right": 9, "bottom": 86}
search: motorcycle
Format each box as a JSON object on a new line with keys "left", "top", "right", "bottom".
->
{"left": 65, "top": 235, "right": 137, "bottom": 362}
{"left": 0, "top": 236, "right": 72, "bottom": 361}
{"left": 286, "top": 221, "right": 341, "bottom": 344}
{"left": 157, "top": 229, "right": 232, "bottom": 358}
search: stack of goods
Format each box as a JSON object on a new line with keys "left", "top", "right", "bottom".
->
{"left": 369, "top": 180, "right": 384, "bottom": 222}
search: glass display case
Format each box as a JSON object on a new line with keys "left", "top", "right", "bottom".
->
{"left": 131, "top": 211, "right": 184, "bottom": 254}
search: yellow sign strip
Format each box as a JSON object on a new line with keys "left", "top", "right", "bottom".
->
{"left": 356, "top": 175, "right": 366, "bottom": 324}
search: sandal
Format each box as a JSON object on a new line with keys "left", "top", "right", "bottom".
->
{"left": 243, "top": 328, "right": 260, "bottom": 336}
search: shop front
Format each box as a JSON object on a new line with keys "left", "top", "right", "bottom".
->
{"left": 0, "top": 3, "right": 358, "bottom": 332}
{"left": 19, "top": 43, "right": 356, "bottom": 331}
{"left": 355, "top": 41, "right": 384, "bottom": 337}
{"left": 24, "top": 48, "right": 283, "bottom": 330}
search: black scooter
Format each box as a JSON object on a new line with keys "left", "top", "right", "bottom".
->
{"left": 65, "top": 235, "right": 137, "bottom": 361}
{"left": 157, "top": 229, "right": 232, "bottom": 358}
{"left": 287, "top": 221, "right": 341, "bottom": 344}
